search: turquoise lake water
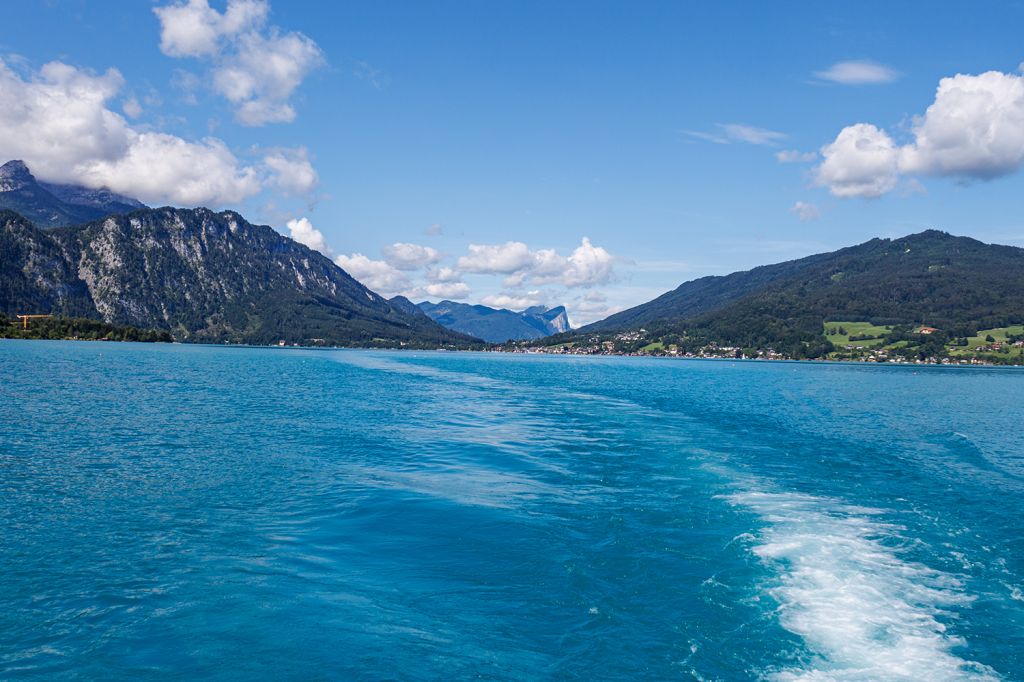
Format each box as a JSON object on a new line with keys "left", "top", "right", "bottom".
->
{"left": 1, "top": 340, "right": 1023, "bottom": 680}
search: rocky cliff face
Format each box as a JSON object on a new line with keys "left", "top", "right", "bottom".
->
{"left": 525, "top": 305, "right": 570, "bottom": 334}
{"left": 1, "top": 208, "right": 476, "bottom": 347}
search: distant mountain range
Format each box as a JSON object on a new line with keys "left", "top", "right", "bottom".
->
{"left": 0, "top": 160, "right": 145, "bottom": 229}
{"left": 578, "top": 230, "right": 1024, "bottom": 355}
{"left": 0, "top": 205, "right": 477, "bottom": 348}
{"left": 418, "top": 300, "right": 570, "bottom": 342}
{"left": 7, "top": 161, "right": 1021, "bottom": 354}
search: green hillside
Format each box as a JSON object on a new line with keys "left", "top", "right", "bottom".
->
{"left": 574, "top": 230, "right": 1024, "bottom": 359}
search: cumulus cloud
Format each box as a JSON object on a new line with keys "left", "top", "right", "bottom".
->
{"left": 553, "top": 237, "right": 616, "bottom": 287}
{"left": 78, "top": 134, "right": 263, "bottom": 205}
{"left": 154, "top": 0, "right": 268, "bottom": 57}
{"left": 816, "top": 123, "right": 900, "bottom": 198}
{"left": 154, "top": 0, "right": 324, "bottom": 126}
{"left": 814, "top": 60, "right": 899, "bottom": 85}
{"left": 790, "top": 201, "right": 821, "bottom": 221}
{"left": 0, "top": 58, "right": 325, "bottom": 206}
{"left": 685, "top": 123, "right": 785, "bottom": 146}
{"left": 898, "top": 71, "right": 1024, "bottom": 178}
{"left": 285, "top": 235, "right": 463, "bottom": 299}
{"left": 263, "top": 147, "right": 318, "bottom": 195}
{"left": 457, "top": 241, "right": 535, "bottom": 274}
{"left": 0, "top": 58, "right": 272, "bottom": 205}
{"left": 427, "top": 265, "right": 461, "bottom": 282}
{"left": 381, "top": 242, "right": 442, "bottom": 270}
{"left": 333, "top": 253, "right": 411, "bottom": 297}
{"left": 816, "top": 69, "right": 1024, "bottom": 197}
{"left": 285, "top": 217, "right": 330, "bottom": 255}
{"left": 776, "top": 149, "right": 817, "bottom": 163}
{"left": 457, "top": 237, "right": 616, "bottom": 288}
{"left": 481, "top": 291, "right": 548, "bottom": 311}
{"left": 423, "top": 282, "right": 471, "bottom": 300}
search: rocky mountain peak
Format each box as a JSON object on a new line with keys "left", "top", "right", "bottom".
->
{"left": 0, "top": 160, "right": 35, "bottom": 192}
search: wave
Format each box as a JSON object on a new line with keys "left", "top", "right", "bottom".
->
{"left": 727, "top": 490, "right": 999, "bottom": 681}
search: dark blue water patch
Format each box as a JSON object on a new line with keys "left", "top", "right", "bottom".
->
{"left": 1, "top": 342, "right": 1022, "bottom": 679}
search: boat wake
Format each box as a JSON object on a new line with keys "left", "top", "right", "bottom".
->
{"left": 728, "top": 490, "right": 999, "bottom": 681}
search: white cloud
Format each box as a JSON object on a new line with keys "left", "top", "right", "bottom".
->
{"left": 457, "top": 237, "right": 616, "bottom": 289}
{"left": 814, "top": 60, "right": 899, "bottom": 85}
{"left": 154, "top": 0, "right": 268, "bottom": 57}
{"left": 423, "top": 282, "right": 471, "bottom": 300}
{"left": 898, "top": 71, "right": 1024, "bottom": 179}
{"left": 213, "top": 31, "right": 323, "bottom": 126}
{"left": 776, "top": 149, "right": 817, "bottom": 163}
{"left": 815, "top": 123, "right": 900, "bottom": 198}
{"left": 333, "top": 253, "right": 411, "bottom": 297}
{"left": 0, "top": 58, "right": 270, "bottom": 206}
{"left": 555, "top": 237, "right": 616, "bottom": 287}
{"left": 263, "top": 147, "right": 318, "bottom": 195}
{"left": 424, "top": 222, "right": 443, "bottom": 236}
{"left": 427, "top": 265, "right": 461, "bottom": 282}
{"left": 381, "top": 242, "right": 442, "bottom": 270}
{"left": 790, "top": 201, "right": 821, "bottom": 221}
{"left": 154, "top": 0, "right": 323, "bottom": 126}
{"left": 0, "top": 60, "right": 130, "bottom": 173}
{"left": 78, "top": 133, "right": 262, "bottom": 206}
{"left": 816, "top": 69, "right": 1024, "bottom": 197}
{"left": 285, "top": 217, "right": 330, "bottom": 255}
{"left": 458, "top": 241, "right": 535, "bottom": 274}
{"left": 481, "top": 291, "right": 548, "bottom": 311}
{"left": 685, "top": 123, "right": 785, "bottom": 146}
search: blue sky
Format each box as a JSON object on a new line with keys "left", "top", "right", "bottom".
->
{"left": 3, "top": 1, "right": 1024, "bottom": 324}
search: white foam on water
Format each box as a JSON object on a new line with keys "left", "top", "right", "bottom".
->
{"left": 728, "top": 490, "right": 1000, "bottom": 681}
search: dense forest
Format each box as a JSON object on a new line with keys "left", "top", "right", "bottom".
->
{"left": 0, "top": 314, "right": 173, "bottom": 342}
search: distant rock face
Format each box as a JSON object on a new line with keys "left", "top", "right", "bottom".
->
{"left": 0, "top": 207, "right": 477, "bottom": 347}
{"left": 526, "top": 305, "right": 570, "bottom": 334}
{"left": 418, "top": 300, "right": 572, "bottom": 342}
{"left": 0, "top": 160, "right": 147, "bottom": 229}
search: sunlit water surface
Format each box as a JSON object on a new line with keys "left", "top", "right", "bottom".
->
{"left": 2, "top": 341, "right": 1023, "bottom": 680}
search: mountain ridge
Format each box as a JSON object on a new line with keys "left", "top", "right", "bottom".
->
{"left": 574, "top": 229, "right": 1024, "bottom": 356}
{"left": 1, "top": 207, "right": 478, "bottom": 348}
{"left": 418, "top": 300, "right": 570, "bottom": 342}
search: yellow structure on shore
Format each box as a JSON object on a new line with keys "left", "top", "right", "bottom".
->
{"left": 16, "top": 314, "right": 51, "bottom": 330}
